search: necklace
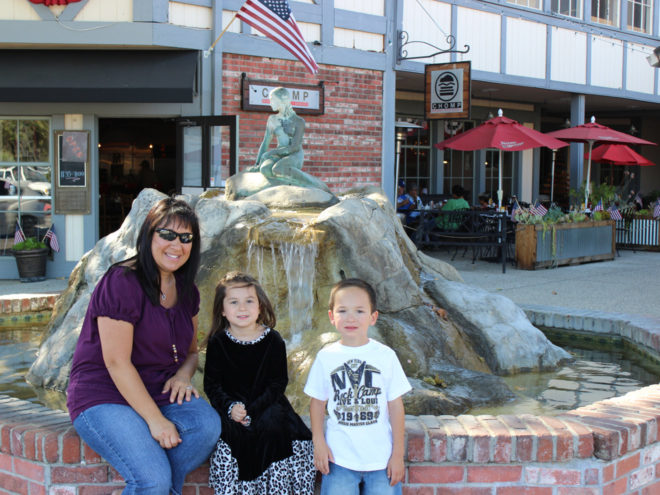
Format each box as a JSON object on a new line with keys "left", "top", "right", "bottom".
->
{"left": 160, "top": 276, "right": 175, "bottom": 302}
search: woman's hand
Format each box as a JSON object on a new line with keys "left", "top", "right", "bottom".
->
{"left": 163, "top": 374, "right": 199, "bottom": 405}
{"left": 147, "top": 415, "right": 182, "bottom": 449}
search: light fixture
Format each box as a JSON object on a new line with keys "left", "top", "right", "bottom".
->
{"left": 564, "top": 118, "right": 571, "bottom": 128}
{"left": 487, "top": 111, "right": 494, "bottom": 119}
{"left": 629, "top": 124, "right": 638, "bottom": 135}
{"left": 647, "top": 46, "right": 660, "bottom": 67}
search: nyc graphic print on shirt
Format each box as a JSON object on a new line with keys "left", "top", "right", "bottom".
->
{"left": 331, "top": 359, "right": 382, "bottom": 426}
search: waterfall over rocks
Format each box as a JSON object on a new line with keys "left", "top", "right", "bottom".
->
{"left": 27, "top": 187, "right": 569, "bottom": 414}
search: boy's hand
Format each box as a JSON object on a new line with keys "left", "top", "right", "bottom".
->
{"left": 386, "top": 455, "right": 405, "bottom": 486}
{"left": 313, "top": 438, "right": 334, "bottom": 475}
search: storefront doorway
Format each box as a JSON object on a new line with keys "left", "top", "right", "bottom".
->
{"left": 98, "top": 118, "right": 176, "bottom": 237}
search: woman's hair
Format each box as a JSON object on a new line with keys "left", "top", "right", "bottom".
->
{"left": 130, "top": 197, "right": 201, "bottom": 306}
{"left": 269, "top": 86, "right": 290, "bottom": 104}
{"left": 207, "top": 271, "right": 276, "bottom": 341}
{"left": 328, "top": 278, "right": 377, "bottom": 313}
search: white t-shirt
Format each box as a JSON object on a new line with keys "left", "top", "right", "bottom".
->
{"left": 304, "top": 339, "right": 412, "bottom": 471}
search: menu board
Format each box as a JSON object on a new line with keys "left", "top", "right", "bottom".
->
{"left": 54, "top": 131, "right": 91, "bottom": 214}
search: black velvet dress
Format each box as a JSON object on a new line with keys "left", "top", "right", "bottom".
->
{"left": 204, "top": 328, "right": 314, "bottom": 494}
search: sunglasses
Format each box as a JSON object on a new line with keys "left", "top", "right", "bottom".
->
{"left": 154, "top": 228, "right": 194, "bottom": 244}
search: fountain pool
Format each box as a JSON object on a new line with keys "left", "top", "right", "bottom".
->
{"left": 4, "top": 324, "right": 660, "bottom": 416}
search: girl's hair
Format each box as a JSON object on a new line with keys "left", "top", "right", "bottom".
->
{"left": 328, "top": 278, "right": 377, "bottom": 312}
{"left": 208, "top": 271, "right": 276, "bottom": 341}
{"left": 128, "top": 197, "right": 201, "bottom": 306}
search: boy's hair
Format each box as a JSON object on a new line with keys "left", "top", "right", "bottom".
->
{"left": 328, "top": 278, "right": 377, "bottom": 312}
{"left": 207, "top": 271, "right": 276, "bottom": 342}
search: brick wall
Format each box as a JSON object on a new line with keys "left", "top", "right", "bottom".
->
{"left": 2, "top": 385, "right": 660, "bottom": 494}
{"left": 222, "top": 54, "right": 384, "bottom": 193}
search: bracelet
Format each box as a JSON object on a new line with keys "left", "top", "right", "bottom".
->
{"left": 243, "top": 415, "right": 252, "bottom": 427}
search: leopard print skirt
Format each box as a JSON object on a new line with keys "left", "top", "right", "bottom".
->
{"left": 209, "top": 439, "right": 315, "bottom": 495}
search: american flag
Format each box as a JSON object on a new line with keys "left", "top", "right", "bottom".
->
{"left": 43, "top": 224, "right": 60, "bottom": 252}
{"left": 510, "top": 200, "right": 520, "bottom": 221}
{"left": 608, "top": 205, "right": 622, "bottom": 221}
{"left": 530, "top": 201, "right": 548, "bottom": 216}
{"left": 654, "top": 198, "right": 660, "bottom": 219}
{"left": 593, "top": 199, "right": 603, "bottom": 212}
{"left": 14, "top": 221, "right": 25, "bottom": 245}
{"left": 236, "top": 0, "right": 319, "bottom": 74}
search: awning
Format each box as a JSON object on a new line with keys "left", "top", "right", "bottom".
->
{"left": 0, "top": 50, "right": 198, "bottom": 103}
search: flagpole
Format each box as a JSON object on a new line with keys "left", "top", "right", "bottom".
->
{"left": 204, "top": 12, "right": 239, "bottom": 58}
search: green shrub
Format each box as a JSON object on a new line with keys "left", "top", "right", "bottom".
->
{"left": 12, "top": 237, "right": 47, "bottom": 251}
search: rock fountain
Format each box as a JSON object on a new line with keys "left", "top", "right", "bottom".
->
{"left": 26, "top": 87, "right": 569, "bottom": 414}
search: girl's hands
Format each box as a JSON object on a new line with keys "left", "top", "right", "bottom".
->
{"left": 163, "top": 374, "right": 199, "bottom": 405}
{"left": 230, "top": 403, "right": 251, "bottom": 426}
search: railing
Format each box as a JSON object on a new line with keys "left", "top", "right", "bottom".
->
{"left": 615, "top": 216, "right": 660, "bottom": 249}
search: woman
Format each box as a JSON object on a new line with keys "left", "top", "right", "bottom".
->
{"left": 67, "top": 197, "right": 221, "bottom": 495}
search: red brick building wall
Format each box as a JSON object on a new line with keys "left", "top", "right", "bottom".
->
{"left": 222, "top": 54, "right": 384, "bottom": 193}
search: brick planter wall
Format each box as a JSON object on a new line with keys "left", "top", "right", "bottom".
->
{"left": 2, "top": 386, "right": 660, "bottom": 495}
{"left": 222, "top": 54, "right": 384, "bottom": 193}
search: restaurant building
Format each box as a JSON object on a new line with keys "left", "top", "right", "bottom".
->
{"left": 1, "top": 0, "right": 659, "bottom": 279}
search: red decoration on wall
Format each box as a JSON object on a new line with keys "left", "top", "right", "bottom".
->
{"left": 29, "top": 0, "right": 82, "bottom": 5}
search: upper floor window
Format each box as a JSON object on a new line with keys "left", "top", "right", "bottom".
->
{"left": 592, "top": 0, "right": 619, "bottom": 26}
{"left": 552, "top": 0, "right": 583, "bottom": 17}
{"left": 508, "top": 0, "right": 542, "bottom": 9}
{"left": 627, "top": 0, "right": 651, "bottom": 32}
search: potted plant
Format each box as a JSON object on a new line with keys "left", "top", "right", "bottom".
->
{"left": 12, "top": 237, "right": 49, "bottom": 282}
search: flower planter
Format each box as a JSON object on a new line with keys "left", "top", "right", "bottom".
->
{"left": 12, "top": 248, "right": 49, "bottom": 282}
{"left": 515, "top": 220, "right": 615, "bottom": 270}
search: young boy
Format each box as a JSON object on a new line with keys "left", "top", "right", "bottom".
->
{"left": 304, "top": 278, "right": 411, "bottom": 494}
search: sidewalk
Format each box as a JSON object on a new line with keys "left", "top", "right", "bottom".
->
{"left": 425, "top": 248, "right": 660, "bottom": 320}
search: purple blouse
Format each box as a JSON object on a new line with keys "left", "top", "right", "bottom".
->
{"left": 67, "top": 265, "right": 200, "bottom": 421}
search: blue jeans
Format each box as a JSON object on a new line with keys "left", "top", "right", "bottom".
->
{"left": 73, "top": 398, "right": 221, "bottom": 495}
{"left": 320, "top": 462, "right": 402, "bottom": 495}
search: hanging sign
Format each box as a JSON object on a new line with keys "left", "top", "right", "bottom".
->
{"left": 241, "top": 75, "right": 324, "bottom": 115}
{"left": 425, "top": 61, "right": 471, "bottom": 120}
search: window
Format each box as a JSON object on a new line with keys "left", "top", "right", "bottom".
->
{"left": 508, "top": 0, "right": 542, "bottom": 9}
{"left": 397, "top": 121, "right": 431, "bottom": 197}
{"left": 439, "top": 122, "right": 475, "bottom": 203}
{"left": 0, "top": 119, "right": 51, "bottom": 256}
{"left": 627, "top": 0, "right": 651, "bottom": 32}
{"left": 552, "top": 0, "right": 583, "bottom": 17}
{"left": 484, "top": 150, "right": 515, "bottom": 205}
{"left": 592, "top": 0, "right": 619, "bottom": 26}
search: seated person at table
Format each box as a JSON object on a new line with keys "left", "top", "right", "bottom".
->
{"left": 476, "top": 194, "right": 490, "bottom": 209}
{"left": 404, "top": 183, "right": 424, "bottom": 226}
{"left": 436, "top": 185, "right": 470, "bottom": 230}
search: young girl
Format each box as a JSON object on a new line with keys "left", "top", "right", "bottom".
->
{"left": 204, "top": 272, "right": 315, "bottom": 494}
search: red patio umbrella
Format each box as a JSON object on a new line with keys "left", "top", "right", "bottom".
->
{"left": 546, "top": 117, "right": 656, "bottom": 208}
{"left": 435, "top": 109, "right": 568, "bottom": 208}
{"left": 587, "top": 143, "right": 655, "bottom": 166}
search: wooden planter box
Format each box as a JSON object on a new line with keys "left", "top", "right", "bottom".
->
{"left": 515, "top": 220, "right": 615, "bottom": 270}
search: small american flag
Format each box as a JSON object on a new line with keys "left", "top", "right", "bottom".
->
{"left": 530, "top": 201, "right": 547, "bottom": 216}
{"left": 14, "top": 221, "right": 25, "bottom": 245}
{"left": 593, "top": 199, "right": 604, "bottom": 212}
{"left": 236, "top": 0, "right": 319, "bottom": 74}
{"left": 43, "top": 224, "right": 60, "bottom": 252}
{"left": 608, "top": 205, "right": 622, "bottom": 221}
{"left": 654, "top": 198, "right": 660, "bottom": 219}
